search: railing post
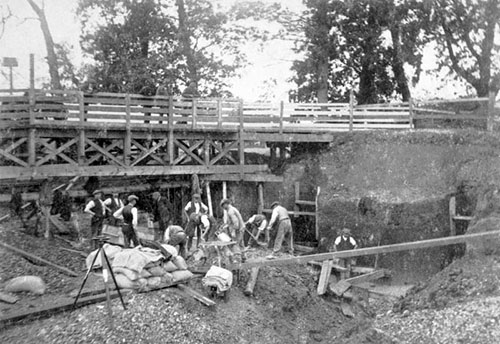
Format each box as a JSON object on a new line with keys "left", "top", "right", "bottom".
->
{"left": 124, "top": 94, "right": 131, "bottom": 165}
{"left": 279, "top": 100, "right": 284, "bottom": 134}
{"left": 217, "top": 98, "right": 223, "bottom": 129}
{"left": 204, "top": 139, "right": 210, "bottom": 166}
{"left": 349, "top": 90, "right": 354, "bottom": 132}
{"left": 238, "top": 99, "right": 244, "bottom": 166}
{"left": 257, "top": 183, "right": 264, "bottom": 214}
{"left": 192, "top": 98, "right": 197, "bottom": 129}
{"left": 487, "top": 90, "right": 495, "bottom": 131}
{"left": 78, "top": 91, "right": 86, "bottom": 165}
{"left": 28, "top": 53, "right": 36, "bottom": 167}
{"left": 168, "top": 96, "right": 174, "bottom": 165}
{"left": 409, "top": 97, "right": 414, "bottom": 129}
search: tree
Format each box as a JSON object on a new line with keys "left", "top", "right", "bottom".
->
{"left": 431, "top": 0, "right": 500, "bottom": 96}
{"left": 26, "top": 0, "right": 62, "bottom": 89}
{"left": 291, "top": 0, "right": 431, "bottom": 103}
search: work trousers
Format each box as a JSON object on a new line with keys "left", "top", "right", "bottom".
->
{"left": 272, "top": 219, "right": 294, "bottom": 255}
{"left": 90, "top": 216, "right": 104, "bottom": 250}
{"left": 122, "top": 224, "right": 139, "bottom": 248}
{"left": 153, "top": 221, "right": 166, "bottom": 242}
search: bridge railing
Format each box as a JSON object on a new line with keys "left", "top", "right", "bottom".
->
{"left": 1, "top": 88, "right": 495, "bottom": 132}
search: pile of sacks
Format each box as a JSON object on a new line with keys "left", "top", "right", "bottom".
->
{"left": 86, "top": 243, "right": 193, "bottom": 292}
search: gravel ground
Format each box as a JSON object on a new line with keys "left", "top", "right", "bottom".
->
{"left": 375, "top": 296, "right": 500, "bottom": 344}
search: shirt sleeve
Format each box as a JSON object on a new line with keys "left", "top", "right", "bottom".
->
{"left": 247, "top": 215, "right": 256, "bottom": 224}
{"left": 113, "top": 206, "right": 124, "bottom": 220}
{"left": 201, "top": 216, "right": 210, "bottom": 231}
{"left": 268, "top": 208, "right": 278, "bottom": 228}
{"left": 184, "top": 202, "right": 191, "bottom": 212}
{"left": 164, "top": 226, "right": 171, "bottom": 243}
{"left": 84, "top": 200, "right": 95, "bottom": 213}
{"left": 201, "top": 202, "right": 208, "bottom": 212}
{"left": 131, "top": 208, "right": 138, "bottom": 227}
{"left": 103, "top": 198, "right": 111, "bottom": 206}
{"left": 350, "top": 237, "right": 357, "bottom": 247}
{"left": 334, "top": 236, "right": 341, "bottom": 246}
{"left": 258, "top": 219, "right": 267, "bottom": 231}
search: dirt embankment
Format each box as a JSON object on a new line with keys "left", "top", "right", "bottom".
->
{"left": 278, "top": 130, "right": 500, "bottom": 280}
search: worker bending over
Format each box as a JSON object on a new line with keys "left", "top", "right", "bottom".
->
{"left": 164, "top": 224, "right": 188, "bottom": 258}
{"left": 266, "top": 201, "right": 294, "bottom": 259}
{"left": 245, "top": 214, "right": 268, "bottom": 248}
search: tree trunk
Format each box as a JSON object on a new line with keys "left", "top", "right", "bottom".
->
{"left": 390, "top": 24, "right": 411, "bottom": 101}
{"left": 176, "top": 0, "right": 198, "bottom": 83}
{"left": 26, "top": 0, "right": 62, "bottom": 90}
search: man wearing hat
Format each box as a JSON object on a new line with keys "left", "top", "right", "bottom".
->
{"left": 220, "top": 198, "right": 246, "bottom": 261}
{"left": 113, "top": 195, "right": 140, "bottom": 248}
{"left": 151, "top": 191, "right": 171, "bottom": 242}
{"left": 266, "top": 201, "right": 293, "bottom": 258}
{"left": 163, "top": 224, "right": 188, "bottom": 258}
{"left": 333, "top": 228, "right": 358, "bottom": 277}
{"left": 104, "top": 192, "right": 124, "bottom": 226}
{"left": 183, "top": 193, "right": 208, "bottom": 223}
{"left": 84, "top": 190, "right": 107, "bottom": 250}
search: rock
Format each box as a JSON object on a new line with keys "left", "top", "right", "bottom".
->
{"left": 4, "top": 275, "right": 47, "bottom": 295}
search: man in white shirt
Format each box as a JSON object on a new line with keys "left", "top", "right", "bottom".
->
{"left": 245, "top": 214, "right": 268, "bottom": 248}
{"left": 333, "top": 228, "right": 358, "bottom": 277}
{"left": 113, "top": 195, "right": 140, "bottom": 248}
{"left": 104, "top": 192, "right": 124, "bottom": 226}
{"left": 163, "top": 224, "right": 188, "bottom": 258}
{"left": 183, "top": 193, "right": 208, "bottom": 222}
{"left": 266, "top": 201, "right": 293, "bottom": 258}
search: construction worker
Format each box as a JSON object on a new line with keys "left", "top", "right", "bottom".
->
{"left": 333, "top": 228, "right": 358, "bottom": 277}
{"left": 220, "top": 198, "right": 246, "bottom": 262}
{"left": 151, "top": 191, "right": 171, "bottom": 242}
{"left": 104, "top": 192, "right": 124, "bottom": 226}
{"left": 164, "top": 224, "right": 188, "bottom": 258}
{"left": 245, "top": 214, "right": 269, "bottom": 248}
{"left": 84, "top": 190, "right": 107, "bottom": 250}
{"left": 266, "top": 201, "right": 294, "bottom": 259}
{"left": 113, "top": 195, "right": 140, "bottom": 248}
{"left": 186, "top": 211, "right": 218, "bottom": 248}
{"left": 183, "top": 193, "right": 208, "bottom": 223}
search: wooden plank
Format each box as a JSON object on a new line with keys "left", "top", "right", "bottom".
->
{"left": 344, "top": 269, "right": 388, "bottom": 285}
{"left": 177, "top": 284, "right": 216, "bottom": 306}
{"left": 0, "top": 291, "right": 129, "bottom": 325}
{"left": 0, "top": 241, "right": 79, "bottom": 277}
{"left": 317, "top": 260, "right": 333, "bottom": 295}
{"left": 227, "top": 230, "right": 500, "bottom": 270}
{"left": 449, "top": 196, "right": 456, "bottom": 236}
{"left": 295, "top": 200, "right": 316, "bottom": 206}
{"left": 453, "top": 216, "right": 473, "bottom": 221}
{"left": 330, "top": 280, "right": 351, "bottom": 297}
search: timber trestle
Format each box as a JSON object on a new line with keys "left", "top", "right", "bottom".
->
{"left": 0, "top": 88, "right": 412, "bottom": 181}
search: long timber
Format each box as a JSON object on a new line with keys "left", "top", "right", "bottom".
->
{"left": 227, "top": 230, "right": 500, "bottom": 270}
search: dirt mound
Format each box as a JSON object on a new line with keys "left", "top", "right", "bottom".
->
{"left": 394, "top": 254, "right": 500, "bottom": 312}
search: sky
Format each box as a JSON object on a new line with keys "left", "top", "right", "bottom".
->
{"left": 0, "top": 0, "right": 471, "bottom": 101}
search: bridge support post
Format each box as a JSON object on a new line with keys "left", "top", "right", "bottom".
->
{"left": 168, "top": 97, "right": 175, "bottom": 165}
{"left": 124, "top": 94, "right": 131, "bottom": 165}
{"left": 78, "top": 91, "right": 86, "bottom": 165}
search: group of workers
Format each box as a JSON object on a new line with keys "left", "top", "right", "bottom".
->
{"left": 83, "top": 189, "right": 298, "bottom": 260}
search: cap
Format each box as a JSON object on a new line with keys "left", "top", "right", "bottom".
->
{"left": 92, "top": 189, "right": 102, "bottom": 195}
{"left": 128, "top": 195, "right": 139, "bottom": 202}
{"left": 342, "top": 228, "right": 351, "bottom": 235}
{"left": 193, "top": 193, "right": 201, "bottom": 199}
{"left": 220, "top": 198, "right": 231, "bottom": 207}
{"left": 271, "top": 201, "right": 280, "bottom": 208}
{"left": 151, "top": 191, "right": 161, "bottom": 198}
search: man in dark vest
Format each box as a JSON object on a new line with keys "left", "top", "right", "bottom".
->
{"left": 104, "top": 192, "right": 124, "bottom": 226}
{"left": 113, "top": 195, "right": 140, "bottom": 248}
{"left": 151, "top": 191, "right": 171, "bottom": 242}
{"left": 183, "top": 193, "right": 208, "bottom": 224}
{"left": 245, "top": 214, "right": 269, "bottom": 248}
{"left": 333, "top": 228, "right": 358, "bottom": 277}
{"left": 84, "top": 190, "right": 107, "bottom": 250}
{"left": 186, "top": 211, "right": 218, "bottom": 251}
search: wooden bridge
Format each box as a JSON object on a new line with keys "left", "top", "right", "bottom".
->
{"left": 0, "top": 89, "right": 490, "bottom": 182}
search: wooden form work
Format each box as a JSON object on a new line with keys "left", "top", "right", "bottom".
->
{"left": 449, "top": 196, "right": 473, "bottom": 236}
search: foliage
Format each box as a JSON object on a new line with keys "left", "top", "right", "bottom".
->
{"left": 290, "top": 0, "right": 431, "bottom": 104}
{"left": 429, "top": 0, "right": 500, "bottom": 96}
{"left": 77, "top": 0, "right": 272, "bottom": 96}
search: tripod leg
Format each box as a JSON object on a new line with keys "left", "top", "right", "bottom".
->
{"left": 73, "top": 246, "right": 101, "bottom": 308}
{"left": 102, "top": 248, "right": 127, "bottom": 310}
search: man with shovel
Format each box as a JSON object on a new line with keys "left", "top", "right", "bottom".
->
{"left": 245, "top": 214, "right": 269, "bottom": 249}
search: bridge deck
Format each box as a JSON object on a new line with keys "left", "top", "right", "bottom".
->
{"left": 0, "top": 89, "right": 488, "bottom": 181}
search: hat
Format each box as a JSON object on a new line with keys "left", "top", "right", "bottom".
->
{"left": 342, "top": 228, "right": 351, "bottom": 235}
{"left": 151, "top": 191, "right": 161, "bottom": 198}
{"left": 92, "top": 189, "right": 102, "bottom": 195}
{"left": 128, "top": 195, "right": 139, "bottom": 202}
{"left": 220, "top": 198, "right": 231, "bottom": 207}
{"left": 193, "top": 193, "right": 201, "bottom": 199}
{"left": 270, "top": 201, "right": 280, "bottom": 208}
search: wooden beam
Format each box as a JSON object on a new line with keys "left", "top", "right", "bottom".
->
{"left": 257, "top": 183, "right": 264, "bottom": 214}
{"left": 202, "top": 173, "right": 283, "bottom": 183}
{"left": 177, "top": 284, "right": 215, "bottom": 306}
{"left": 0, "top": 164, "right": 269, "bottom": 179}
{"left": 0, "top": 241, "right": 79, "bottom": 277}
{"left": 343, "top": 269, "right": 389, "bottom": 285}
{"left": 317, "top": 260, "right": 333, "bottom": 295}
{"left": 227, "top": 230, "right": 500, "bottom": 270}
{"left": 0, "top": 291, "right": 129, "bottom": 325}
{"left": 244, "top": 267, "right": 260, "bottom": 296}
